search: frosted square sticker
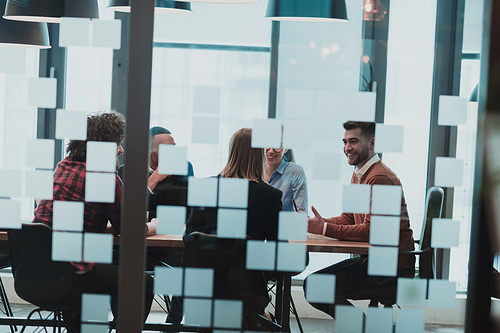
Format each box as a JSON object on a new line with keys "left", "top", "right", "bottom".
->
{"left": 283, "top": 89, "right": 314, "bottom": 120}
{"left": 366, "top": 307, "right": 393, "bottom": 333}
{"left": 158, "top": 145, "right": 188, "bottom": 176}
{"left": 0, "top": 199, "right": 21, "bottom": 229}
{"left": 184, "top": 298, "right": 212, "bottom": 326}
{"left": 434, "top": 157, "right": 463, "bottom": 188}
{"left": 52, "top": 232, "right": 82, "bottom": 262}
{"left": 217, "top": 209, "right": 247, "bottom": 239}
{"left": 335, "top": 305, "right": 363, "bottom": 333}
{"left": 342, "top": 184, "right": 370, "bottom": 214}
{"left": 396, "top": 278, "right": 426, "bottom": 308}
{"left": 59, "top": 18, "right": 90, "bottom": 47}
{"left": 25, "top": 170, "right": 53, "bottom": 200}
{"left": 191, "top": 116, "right": 220, "bottom": 144}
{"left": 313, "top": 152, "right": 340, "bottom": 181}
{"left": 374, "top": 124, "right": 404, "bottom": 153}
{"left": 278, "top": 211, "right": 307, "bottom": 241}
{"left": 277, "top": 242, "right": 306, "bottom": 271}
{"left": 251, "top": 119, "right": 282, "bottom": 149}
{"left": 370, "top": 216, "right": 400, "bottom": 246}
{"left": 305, "top": 274, "right": 335, "bottom": 304}
{"left": 184, "top": 267, "right": 214, "bottom": 298}
{"left": 0, "top": 47, "right": 26, "bottom": 75}
{"left": 53, "top": 201, "right": 84, "bottom": 232}
{"left": 187, "top": 177, "right": 218, "bottom": 207}
{"left": 367, "top": 246, "right": 398, "bottom": 276}
{"left": 315, "top": 91, "right": 346, "bottom": 121}
{"left": 85, "top": 172, "right": 116, "bottom": 203}
{"left": 218, "top": 177, "right": 249, "bottom": 209}
{"left": 81, "top": 294, "right": 110, "bottom": 322}
{"left": 86, "top": 141, "right": 118, "bottom": 173}
{"left": 371, "top": 185, "right": 402, "bottom": 215}
{"left": 154, "top": 266, "right": 183, "bottom": 296}
{"left": 193, "top": 85, "right": 221, "bottom": 115}
{"left": 81, "top": 324, "right": 108, "bottom": 333}
{"left": 28, "top": 78, "right": 56, "bottom": 108}
{"left": 92, "top": 19, "right": 122, "bottom": 49}
{"left": 0, "top": 170, "right": 22, "bottom": 197}
{"left": 55, "top": 109, "right": 87, "bottom": 140}
{"left": 83, "top": 233, "right": 113, "bottom": 264}
{"left": 26, "top": 139, "right": 55, "bottom": 170}
{"left": 282, "top": 120, "right": 311, "bottom": 150}
{"left": 431, "top": 218, "right": 460, "bottom": 248}
{"left": 344, "top": 92, "right": 376, "bottom": 122}
{"left": 438, "top": 95, "right": 468, "bottom": 126}
{"left": 428, "top": 280, "right": 456, "bottom": 309}
{"left": 213, "top": 299, "right": 242, "bottom": 329}
{"left": 246, "top": 240, "right": 276, "bottom": 271}
{"left": 395, "top": 309, "right": 425, "bottom": 333}
{"left": 156, "top": 205, "right": 186, "bottom": 235}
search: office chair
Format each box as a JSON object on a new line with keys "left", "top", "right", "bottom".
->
{"left": 0, "top": 239, "right": 16, "bottom": 333}
{"left": 344, "top": 186, "right": 445, "bottom": 307}
{"left": 183, "top": 232, "right": 281, "bottom": 332}
{"left": 8, "top": 223, "right": 81, "bottom": 333}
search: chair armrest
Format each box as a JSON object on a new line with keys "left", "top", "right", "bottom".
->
{"left": 400, "top": 247, "right": 431, "bottom": 256}
{"left": 414, "top": 239, "right": 420, "bottom": 245}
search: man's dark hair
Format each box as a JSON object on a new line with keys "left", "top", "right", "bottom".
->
{"left": 343, "top": 121, "right": 376, "bottom": 139}
{"left": 67, "top": 112, "right": 125, "bottom": 162}
{"left": 149, "top": 126, "right": 171, "bottom": 139}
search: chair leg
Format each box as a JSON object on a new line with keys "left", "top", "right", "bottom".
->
{"left": 0, "top": 276, "right": 17, "bottom": 333}
{"left": 290, "top": 295, "right": 304, "bottom": 333}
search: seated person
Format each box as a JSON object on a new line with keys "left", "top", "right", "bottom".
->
{"left": 33, "top": 112, "right": 156, "bottom": 333}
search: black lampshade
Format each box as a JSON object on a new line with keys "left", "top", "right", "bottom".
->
{"left": 469, "top": 84, "right": 478, "bottom": 108}
{"left": 108, "top": 0, "right": 192, "bottom": 14}
{"left": 0, "top": 0, "right": 50, "bottom": 48}
{"left": 265, "top": 0, "right": 349, "bottom": 22}
{"left": 3, "top": 0, "right": 99, "bottom": 23}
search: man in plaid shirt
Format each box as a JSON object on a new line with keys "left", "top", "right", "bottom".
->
{"left": 33, "top": 112, "right": 155, "bottom": 332}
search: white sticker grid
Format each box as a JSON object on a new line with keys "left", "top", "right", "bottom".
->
{"left": 396, "top": 278, "right": 427, "bottom": 308}
{"left": 26, "top": 139, "right": 55, "bottom": 170}
{"left": 0, "top": 47, "right": 26, "bottom": 75}
{"left": 283, "top": 89, "right": 314, "bottom": 120}
{"left": 184, "top": 267, "right": 214, "bottom": 298}
{"left": 81, "top": 293, "right": 110, "bottom": 322}
{"left": 193, "top": 85, "right": 221, "bottom": 115}
{"left": 156, "top": 205, "right": 187, "bottom": 235}
{"left": 213, "top": 299, "right": 242, "bottom": 329}
{"left": 344, "top": 92, "right": 376, "bottom": 122}
{"left": 335, "top": 305, "right": 364, "bottom": 333}
{"left": 86, "top": 141, "right": 118, "bottom": 173}
{"left": 282, "top": 120, "right": 312, "bottom": 150}
{"left": 395, "top": 308, "right": 425, "bottom": 333}
{"left": 371, "top": 185, "right": 402, "bottom": 215}
{"left": 374, "top": 124, "right": 404, "bottom": 153}
{"left": 28, "top": 78, "right": 57, "bottom": 108}
{"left": 217, "top": 209, "right": 247, "bottom": 239}
{"left": 438, "top": 95, "right": 468, "bottom": 126}
{"left": 246, "top": 240, "right": 276, "bottom": 271}
{"left": 191, "top": 116, "right": 220, "bottom": 144}
{"left": 277, "top": 242, "right": 306, "bottom": 272}
{"left": 59, "top": 18, "right": 90, "bottom": 47}
{"left": 183, "top": 298, "right": 212, "bottom": 326}
{"left": 366, "top": 307, "right": 393, "bottom": 333}
{"left": 305, "top": 274, "right": 335, "bottom": 304}
{"left": 85, "top": 172, "right": 116, "bottom": 203}
{"left": 55, "top": 109, "right": 87, "bottom": 140}
{"left": 158, "top": 145, "right": 188, "bottom": 176}
{"left": 83, "top": 233, "right": 113, "bottom": 264}
{"left": 251, "top": 119, "right": 282, "bottom": 149}
{"left": 92, "top": 19, "right": 122, "bottom": 49}
{"left": 428, "top": 280, "right": 457, "bottom": 309}
{"left": 342, "top": 184, "right": 371, "bottom": 214}
{"left": 278, "top": 211, "right": 307, "bottom": 241}
{"left": 369, "top": 215, "right": 400, "bottom": 246}
{"left": 52, "top": 231, "right": 83, "bottom": 262}
{"left": 434, "top": 157, "right": 464, "bottom": 188}
{"left": 0, "top": 170, "right": 22, "bottom": 197}
{"left": 0, "top": 199, "right": 21, "bottom": 229}
{"left": 53, "top": 201, "right": 84, "bottom": 232}
{"left": 187, "top": 177, "right": 218, "bottom": 207}
{"left": 313, "top": 152, "right": 341, "bottom": 181}
{"left": 431, "top": 218, "right": 460, "bottom": 248}
{"left": 367, "top": 246, "right": 398, "bottom": 276}
{"left": 218, "top": 177, "right": 249, "bottom": 209}
{"left": 154, "top": 266, "right": 183, "bottom": 296}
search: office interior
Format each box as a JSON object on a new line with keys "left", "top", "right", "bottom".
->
{"left": 0, "top": 0, "right": 499, "bottom": 332}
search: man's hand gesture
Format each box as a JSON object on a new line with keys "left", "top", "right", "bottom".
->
{"left": 308, "top": 206, "right": 324, "bottom": 235}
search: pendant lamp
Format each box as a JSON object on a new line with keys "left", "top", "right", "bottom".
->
{"left": 265, "top": 0, "right": 349, "bottom": 22}
{"left": 108, "top": 0, "right": 192, "bottom": 14}
{"left": 177, "top": 0, "right": 258, "bottom": 3}
{"left": 3, "top": 0, "right": 99, "bottom": 24}
{"left": 0, "top": 0, "right": 50, "bottom": 48}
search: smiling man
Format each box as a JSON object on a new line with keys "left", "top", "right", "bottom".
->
{"left": 304, "top": 121, "right": 415, "bottom": 319}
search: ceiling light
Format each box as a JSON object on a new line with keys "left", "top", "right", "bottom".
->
{"left": 265, "top": 0, "right": 349, "bottom": 22}
{"left": 108, "top": 0, "right": 192, "bottom": 14}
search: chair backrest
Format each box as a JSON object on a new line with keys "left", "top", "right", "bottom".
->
{"left": 417, "top": 187, "right": 444, "bottom": 279}
{"left": 8, "top": 223, "right": 80, "bottom": 310}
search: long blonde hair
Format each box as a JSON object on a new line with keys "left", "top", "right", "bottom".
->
{"left": 220, "top": 128, "right": 265, "bottom": 182}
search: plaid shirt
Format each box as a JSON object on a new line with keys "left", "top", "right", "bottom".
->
{"left": 33, "top": 157, "right": 122, "bottom": 271}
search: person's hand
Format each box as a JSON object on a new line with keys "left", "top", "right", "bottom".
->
{"left": 148, "top": 168, "right": 171, "bottom": 191}
{"left": 146, "top": 218, "right": 158, "bottom": 236}
{"left": 308, "top": 206, "right": 324, "bottom": 234}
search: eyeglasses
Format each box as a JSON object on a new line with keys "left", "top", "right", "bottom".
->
{"left": 266, "top": 147, "right": 283, "bottom": 153}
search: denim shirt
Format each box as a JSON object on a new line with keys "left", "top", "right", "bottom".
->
{"left": 268, "top": 159, "right": 308, "bottom": 213}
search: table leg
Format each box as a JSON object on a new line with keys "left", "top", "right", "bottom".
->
{"left": 275, "top": 273, "right": 283, "bottom": 325}
{"left": 282, "top": 272, "right": 291, "bottom": 332}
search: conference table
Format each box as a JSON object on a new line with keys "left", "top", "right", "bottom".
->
{"left": 0, "top": 231, "right": 369, "bottom": 332}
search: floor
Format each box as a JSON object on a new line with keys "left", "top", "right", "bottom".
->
{"left": 0, "top": 303, "right": 465, "bottom": 332}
